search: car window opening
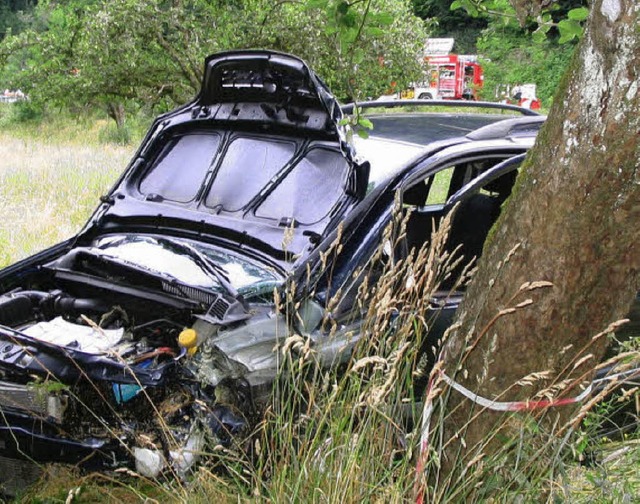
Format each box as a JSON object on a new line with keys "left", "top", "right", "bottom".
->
{"left": 402, "top": 160, "right": 518, "bottom": 290}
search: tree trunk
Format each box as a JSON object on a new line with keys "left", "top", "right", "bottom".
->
{"left": 106, "top": 102, "right": 126, "bottom": 129}
{"left": 424, "top": 0, "right": 640, "bottom": 495}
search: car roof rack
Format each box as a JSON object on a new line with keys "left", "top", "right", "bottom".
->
{"left": 466, "top": 115, "right": 546, "bottom": 140}
{"left": 342, "top": 99, "right": 541, "bottom": 116}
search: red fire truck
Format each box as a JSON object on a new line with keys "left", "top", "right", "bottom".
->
{"left": 400, "top": 54, "right": 484, "bottom": 101}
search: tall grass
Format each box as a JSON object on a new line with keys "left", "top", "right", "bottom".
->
{"left": 245, "top": 211, "right": 639, "bottom": 502}
{"left": 1, "top": 127, "right": 638, "bottom": 503}
{"left": 244, "top": 210, "right": 455, "bottom": 501}
{"left": 0, "top": 134, "right": 132, "bottom": 267}
{"left": 0, "top": 102, "right": 151, "bottom": 146}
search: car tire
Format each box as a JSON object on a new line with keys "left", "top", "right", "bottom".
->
{"left": 418, "top": 93, "right": 432, "bottom": 100}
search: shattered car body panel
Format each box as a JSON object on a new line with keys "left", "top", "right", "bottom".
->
{"left": 5, "top": 50, "right": 628, "bottom": 479}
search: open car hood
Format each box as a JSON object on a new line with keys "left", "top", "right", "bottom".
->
{"left": 91, "top": 51, "right": 369, "bottom": 267}
{"left": 195, "top": 50, "right": 347, "bottom": 144}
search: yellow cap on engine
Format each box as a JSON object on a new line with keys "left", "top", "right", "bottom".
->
{"left": 178, "top": 328, "right": 198, "bottom": 355}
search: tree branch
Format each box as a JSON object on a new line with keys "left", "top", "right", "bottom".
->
{"left": 154, "top": 32, "right": 201, "bottom": 92}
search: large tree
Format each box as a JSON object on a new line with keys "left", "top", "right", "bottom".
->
{"left": 420, "top": 0, "right": 639, "bottom": 498}
{"left": 0, "top": 0, "right": 427, "bottom": 126}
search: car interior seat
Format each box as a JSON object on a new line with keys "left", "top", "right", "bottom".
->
{"left": 403, "top": 177, "right": 435, "bottom": 254}
{"left": 443, "top": 170, "right": 517, "bottom": 289}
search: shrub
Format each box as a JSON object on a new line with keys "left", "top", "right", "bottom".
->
{"left": 0, "top": 100, "right": 44, "bottom": 124}
{"left": 98, "top": 123, "right": 132, "bottom": 145}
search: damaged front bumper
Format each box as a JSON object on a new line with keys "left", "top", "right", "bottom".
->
{"left": 0, "top": 366, "right": 252, "bottom": 478}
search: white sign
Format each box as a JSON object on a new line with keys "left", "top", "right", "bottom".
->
{"left": 424, "top": 38, "right": 455, "bottom": 56}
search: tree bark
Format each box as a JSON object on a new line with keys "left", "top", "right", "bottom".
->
{"left": 106, "top": 101, "right": 126, "bottom": 129}
{"left": 429, "top": 0, "right": 640, "bottom": 492}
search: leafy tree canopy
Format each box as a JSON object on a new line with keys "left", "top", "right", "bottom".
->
{"left": 411, "top": 0, "right": 488, "bottom": 53}
{"left": 0, "top": 0, "right": 428, "bottom": 125}
{"left": 0, "top": 0, "right": 37, "bottom": 39}
{"left": 453, "top": 0, "right": 589, "bottom": 105}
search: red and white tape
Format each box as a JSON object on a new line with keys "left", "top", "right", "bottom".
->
{"left": 437, "top": 372, "right": 593, "bottom": 412}
{"left": 414, "top": 371, "right": 593, "bottom": 504}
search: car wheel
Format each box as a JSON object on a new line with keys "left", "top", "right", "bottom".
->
{"left": 418, "top": 93, "right": 432, "bottom": 100}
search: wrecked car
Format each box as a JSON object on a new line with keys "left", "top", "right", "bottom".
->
{"left": 2, "top": 50, "right": 633, "bottom": 484}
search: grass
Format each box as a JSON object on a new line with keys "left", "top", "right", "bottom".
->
{"left": 0, "top": 133, "right": 132, "bottom": 267}
{"left": 0, "top": 119, "right": 638, "bottom": 503}
{"left": 566, "top": 439, "right": 640, "bottom": 502}
{"left": 0, "top": 102, "right": 151, "bottom": 146}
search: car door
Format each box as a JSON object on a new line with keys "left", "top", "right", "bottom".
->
{"left": 401, "top": 153, "right": 525, "bottom": 371}
{"left": 290, "top": 150, "right": 526, "bottom": 378}
{"left": 438, "top": 154, "right": 525, "bottom": 289}
{"left": 315, "top": 151, "right": 524, "bottom": 325}
{"left": 399, "top": 153, "right": 524, "bottom": 274}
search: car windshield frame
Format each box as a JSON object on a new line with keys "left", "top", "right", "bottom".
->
{"left": 92, "top": 234, "right": 283, "bottom": 298}
{"left": 350, "top": 104, "right": 532, "bottom": 192}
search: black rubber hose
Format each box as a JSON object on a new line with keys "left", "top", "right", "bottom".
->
{"left": 0, "top": 291, "right": 108, "bottom": 327}
{"left": 9, "top": 290, "right": 50, "bottom": 304}
{"left": 53, "top": 296, "right": 108, "bottom": 315}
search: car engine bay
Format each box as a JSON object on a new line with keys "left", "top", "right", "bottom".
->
{"left": 0, "top": 239, "right": 288, "bottom": 476}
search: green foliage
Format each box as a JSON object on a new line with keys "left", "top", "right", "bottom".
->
{"left": 98, "top": 122, "right": 132, "bottom": 145}
{"left": 2, "top": 0, "right": 217, "bottom": 124}
{"left": 0, "top": 0, "right": 428, "bottom": 124}
{"left": 477, "top": 23, "right": 577, "bottom": 106}
{"left": 557, "top": 15, "right": 584, "bottom": 43}
{"left": 411, "top": 0, "right": 487, "bottom": 53}
{"left": 28, "top": 377, "right": 69, "bottom": 399}
{"left": 451, "top": 0, "right": 590, "bottom": 44}
{"left": 339, "top": 106, "right": 374, "bottom": 140}
{"left": 0, "top": 0, "right": 37, "bottom": 40}
{"left": 411, "top": 0, "right": 586, "bottom": 108}
{"left": 552, "top": 5, "right": 590, "bottom": 43}
{"left": 0, "top": 100, "right": 43, "bottom": 124}
{"left": 450, "top": 0, "right": 518, "bottom": 22}
{"left": 568, "top": 6, "right": 589, "bottom": 20}
{"left": 252, "top": 0, "right": 428, "bottom": 100}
